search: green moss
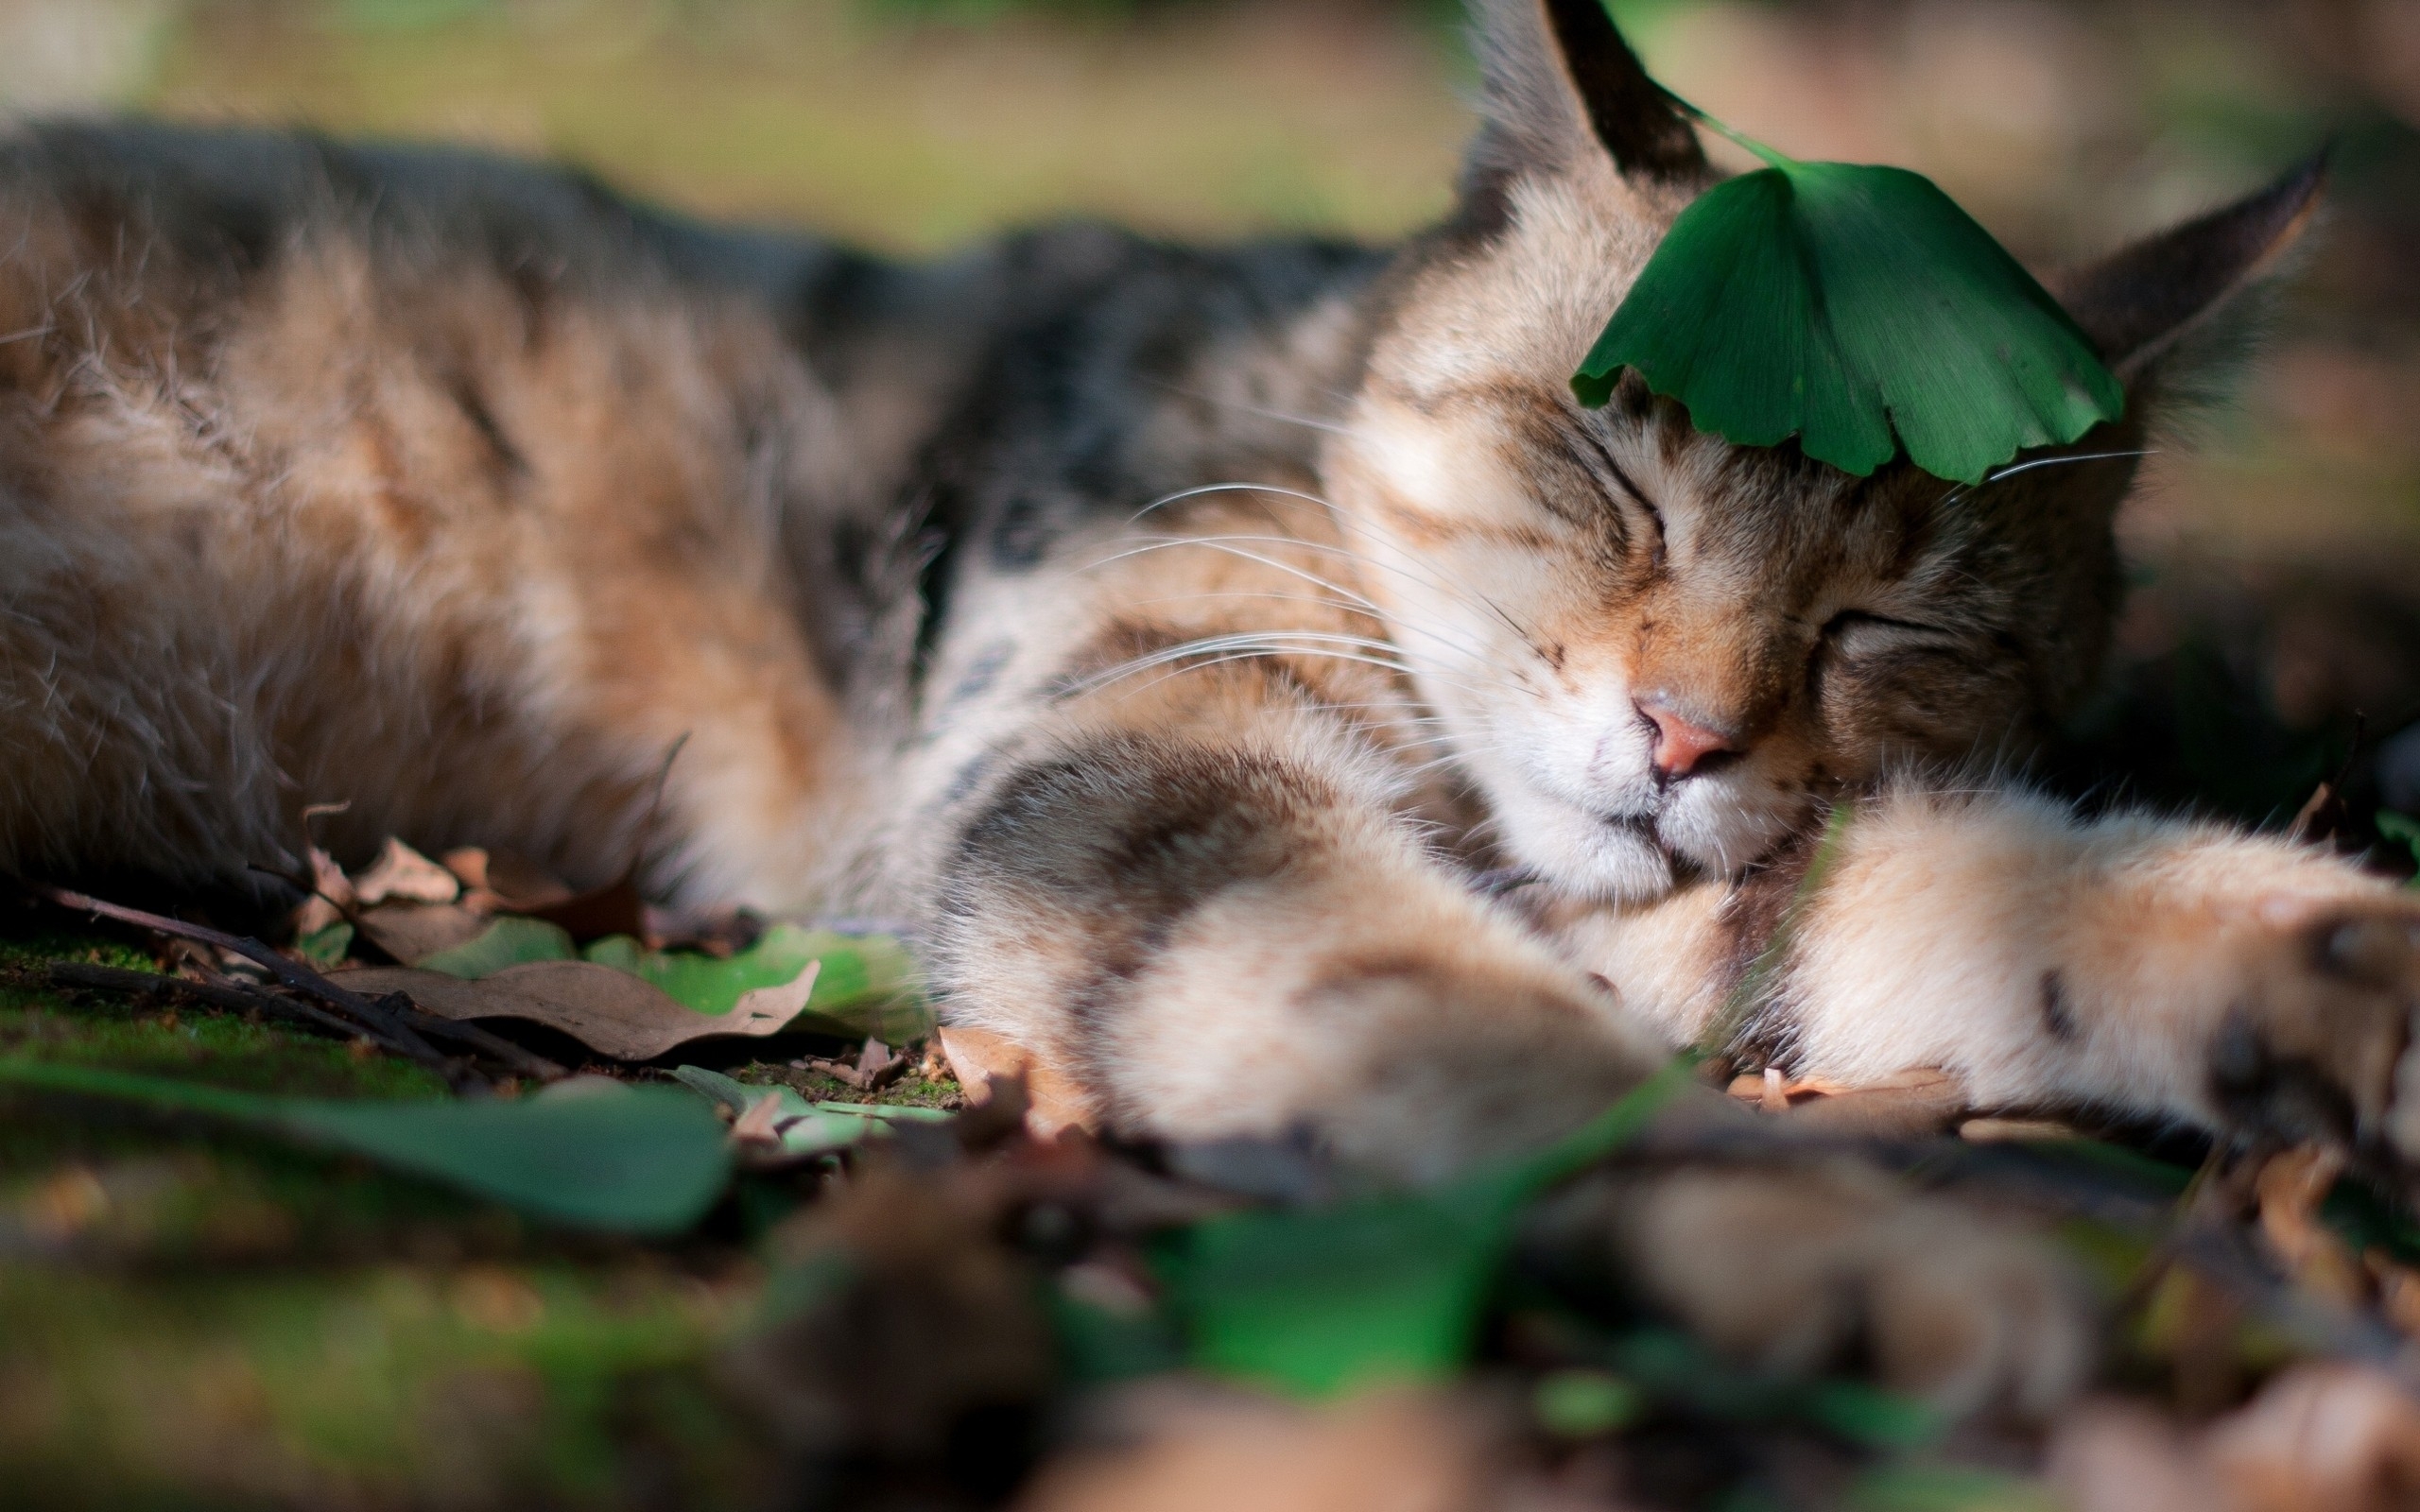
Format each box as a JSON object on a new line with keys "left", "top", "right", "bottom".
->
{"left": 0, "top": 913, "right": 791, "bottom": 1505}
{"left": 0, "top": 1259, "right": 773, "bottom": 1508}
{"left": 736, "top": 1059, "right": 965, "bottom": 1111}
{"left": 0, "top": 997, "right": 449, "bottom": 1101}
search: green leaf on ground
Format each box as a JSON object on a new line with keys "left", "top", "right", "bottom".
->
{"left": 418, "top": 920, "right": 929, "bottom": 1042}
{"left": 1574, "top": 150, "right": 2122, "bottom": 486}
{"left": 1845, "top": 1466, "right": 2060, "bottom": 1512}
{"left": 294, "top": 921, "right": 355, "bottom": 967}
{"left": 0, "top": 1060, "right": 732, "bottom": 1234}
{"left": 1532, "top": 1367, "right": 1644, "bottom": 1437}
{"left": 667, "top": 1064, "right": 949, "bottom": 1158}
{"left": 1154, "top": 1057, "right": 1697, "bottom": 1398}
{"left": 415, "top": 916, "right": 579, "bottom": 976}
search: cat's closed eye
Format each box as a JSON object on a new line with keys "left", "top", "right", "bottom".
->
{"left": 1808, "top": 609, "right": 1969, "bottom": 700}
{"left": 1820, "top": 609, "right": 1954, "bottom": 647}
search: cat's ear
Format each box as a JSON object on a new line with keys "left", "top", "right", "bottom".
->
{"left": 1461, "top": 0, "right": 1705, "bottom": 201}
{"left": 2048, "top": 155, "right": 2326, "bottom": 401}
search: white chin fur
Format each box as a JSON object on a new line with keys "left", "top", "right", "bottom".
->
{"left": 1491, "top": 782, "right": 1675, "bottom": 902}
{"left": 1656, "top": 779, "right": 1805, "bottom": 879}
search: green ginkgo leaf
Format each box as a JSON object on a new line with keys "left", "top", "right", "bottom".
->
{"left": 1155, "top": 1057, "right": 1697, "bottom": 1398}
{"left": 0, "top": 1059, "right": 732, "bottom": 1234}
{"left": 418, "top": 919, "right": 930, "bottom": 1044}
{"left": 1573, "top": 149, "right": 2122, "bottom": 486}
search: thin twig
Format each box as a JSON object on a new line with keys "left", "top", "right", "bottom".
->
{"left": 29, "top": 885, "right": 472, "bottom": 1088}
{"left": 45, "top": 961, "right": 342, "bottom": 1029}
{"left": 385, "top": 1002, "right": 564, "bottom": 1082}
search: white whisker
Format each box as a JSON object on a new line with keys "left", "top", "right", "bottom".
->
{"left": 1090, "top": 531, "right": 1540, "bottom": 651}
{"left": 1086, "top": 646, "right": 1435, "bottom": 705}
{"left": 1069, "top": 632, "right": 1501, "bottom": 704}
{"left": 1940, "top": 448, "right": 2156, "bottom": 506}
{"left": 1115, "top": 589, "right": 1502, "bottom": 669}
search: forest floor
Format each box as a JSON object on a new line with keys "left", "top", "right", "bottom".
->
{"left": 9, "top": 1, "right": 2420, "bottom": 1508}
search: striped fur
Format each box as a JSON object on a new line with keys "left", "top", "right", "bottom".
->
{"left": 0, "top": 1, "right": 2406, "bottom": 1413}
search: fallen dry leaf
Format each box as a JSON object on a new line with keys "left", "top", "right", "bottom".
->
{"left": 1960, "top": 1116, "right": 2081, "bottom": 1143}
{"left": 2057, "top": 1364, "right": 2420, "bottom": 1512}
{"left": 2256, "top": 1145, "right": 2365, "bottom": 1306}
{"left": 2049, "top": 1399, "right": 2237, "bottom": 1512}
{"left": 1014, "top": 1386, "right": 1490, "bottom": 1512}
{"left": 941, "top": 1025, "right": 1094, "bottom": 1138}
{"left": 350, "top": 838, "right": 460, "bottom": 907}
{"left": 480, "top": 850, "right": 577, "bottom": 911}
{"left": 291, "top": 847, "right": 355, "bottom": 936}
{"left": 2207, "top": 1362, "right": 2420, "bottom": 1512}
{"left": 352, "top": 902, "right": 492, "bottom": 965}
{"left": 2365, "top": 1250, "right": 2420, "bottom": 1340}
{"left": 521, "top": 874, "right": 648, "bottom": 945}
{"left": 336, "top": 959, "right": 821, "bottom": 1061}
{"left": 440, "top": 848, "right": 492, "bottom": 891}
{"left": 730, "top": 1093, "right": 787, "bottom": 1150}
{"left": 724, "top": 1162, "right": 1055, "bottom": 1467}
{"left": 1720, "top": 1067, "right": 1970, "bottom": 1138}
{"left": 798, "top": 1036, "right": 909, "bottom": 1091}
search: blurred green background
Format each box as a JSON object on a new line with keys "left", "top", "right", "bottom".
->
{"left": 4, "top": 0, "right": 2420, "bottom": 812}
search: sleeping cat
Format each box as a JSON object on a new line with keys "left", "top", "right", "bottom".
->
{"left": 4, "top": 0, "right": 2413, "bottom": 1416}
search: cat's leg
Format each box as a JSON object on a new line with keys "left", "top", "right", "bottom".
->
{"left": 927, "top": 656, "right": 1671, "bottom": 1183}
{"left": 924, "top": 665, "right": 2090, "bottom": 1409}
{"left": 1557, "top": 783, "right": 2420, "bottom": 1161}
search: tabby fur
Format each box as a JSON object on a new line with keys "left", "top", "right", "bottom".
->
{"left": 3, "top": 0, "right": 2414, "bottom": 1416}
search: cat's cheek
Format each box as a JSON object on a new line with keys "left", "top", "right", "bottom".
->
{"left": 1488, "top": 781, "right": 1675, "bottom": 902}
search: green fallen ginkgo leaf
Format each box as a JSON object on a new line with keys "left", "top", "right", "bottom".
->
{"left": 1154, "top": 1056, "right": 1697, "bottom": 1398}
{"left": 586, "top": 924, "right": 927, "bottom": 1041}
{"left": 0, "top": 1059, "right": 733, "bottom": 1234}
{"left": 667, "top": 1063, "right": 950, "bottom": 1159}
{"left": 1573, "top": 133, "right": 2122, "bottom": 486}
{"left": 416, "top": 919, "right": 931, "bottom": 1044}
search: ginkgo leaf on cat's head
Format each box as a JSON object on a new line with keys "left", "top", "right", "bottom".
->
{"left": 1571, "top": 124, "right": 2124, "bottom": 487}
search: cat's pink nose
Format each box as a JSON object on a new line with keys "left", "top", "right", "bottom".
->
{"left": 1640, "top": 700, "right": 1736, "bottom": 778}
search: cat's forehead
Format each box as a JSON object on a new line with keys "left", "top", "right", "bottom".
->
{"left": 1347, "top": 364, "right": 1949, "bottom": 596}
{"left": 1588, "top": 395, "right": 1942, "bottom": 561}
{"left": 1382, "top": 173, "right": 1672, "bottom": 394}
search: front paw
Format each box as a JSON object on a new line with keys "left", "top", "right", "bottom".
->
{"left": 2198, "top": 900, "right": 2420, "bottom": 1160}
{"left": 1535, "top": 1162, "right": 2092, "bottom": 1419}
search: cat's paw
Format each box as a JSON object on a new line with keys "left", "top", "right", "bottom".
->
{"left": 2188, "top": 897, "right": 2420, "bottom": 1162}
{"left": 1534, "top": 1162, "right": 2092, "bottom": 1419}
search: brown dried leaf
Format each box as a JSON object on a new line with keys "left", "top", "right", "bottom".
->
{"left": 481, "top": 850, "right": 576, "bottom": 911}
{"left": 942, "top": 1026, "right": 1094, "bottom": 1139}
{"left": 2208, "top": 1363, "right": 2420, "bottom": 1512}
{"left": 352, "top": 902, "right": 493, "bottom": 966}
{"left": 336, "top": 959, "right": 821, "bottom": 1061}
{"left": 1721, "top": 1067, "right": 1970, "bottom": 1137}
{"left": 797, "top": 1037, "right": 908, "bottom": 1093}
{"left": 2365, "top": 1250, "right": 2420, "bottom": 1340}
{"left": 440, "top": 848, "right": 491, "bottom": 891}
{"left": 2256, "top": 1145, "right": 2365, "bottom": 1306}
{"left": 1960, "top": 1116, "right": 2081, "bottom": 1143}
{"left": 350, "top": 837, "right": 460, "bottom": 907}
{"left": 521, "top": 875, "right": 648, "bottom": 946}
{"left": 729, "top": 1093, "right": 786, "bottom": 1150}
{"left": 1015, "top": 1386, "right": 1490, "bottom": 1512}
{"left": 725, "top": 1163, "right": 1054, "bottom": 1464}
{"left": 290, "top": 847, "right": 355, "bottom": 936}
{"left": 2049, "top": 1400, "right": 2236, "bottom": 1512}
